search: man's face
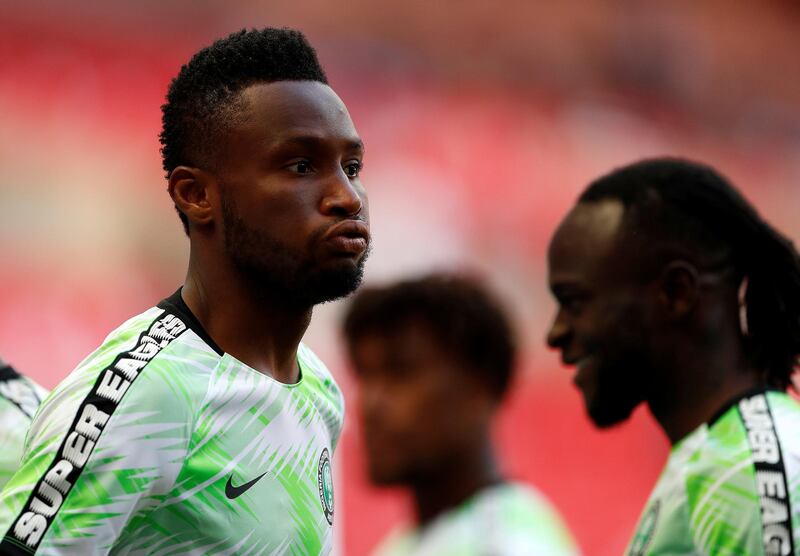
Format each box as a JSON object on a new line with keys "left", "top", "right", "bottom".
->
{"left": 547, "top": 200, "right": 653, "bottom": 428}
{"left": 349, "top": 322, "right": 491, "bottom": 485}
{"left": 213, "top": 80, "right": 370, "bottom": 307}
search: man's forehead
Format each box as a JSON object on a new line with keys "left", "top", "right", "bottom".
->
{"left": 351, "top": 322, "right": 437, "bottom": 360}
{"left": 239, "top": 81, "right": 352, "bottom": 129}
{"left": 548, "top": 199, "right": 627, "bottom": 276}
{"left": 353, "top": 322, "right": 426, "bottom": 350}
{"left": 222, "top": 80, "right": 361, "bottom": 155}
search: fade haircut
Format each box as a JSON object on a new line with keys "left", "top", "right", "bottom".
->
{"left": 343, "top": 273, "right": 517, "bottom": 399}
{"left": 160, "top": 28, "right": 328, "bottom": 233}
{"left": 580, "top": 157, "right": 800, "bottom": 390}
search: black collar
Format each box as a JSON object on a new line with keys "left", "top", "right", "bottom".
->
{"left": 157, "top": 288, "right": 224, "bottom": 356}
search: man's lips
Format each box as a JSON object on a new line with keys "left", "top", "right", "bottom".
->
{"left": 323, "top": 220, "right": 370, "bottom": 255}
{"left": 562, "top": 355, "right": 590, "bottom": 385}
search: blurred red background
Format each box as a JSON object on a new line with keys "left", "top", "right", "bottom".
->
{"left": 2, "top": 2, "right": 799, "bottom": 554}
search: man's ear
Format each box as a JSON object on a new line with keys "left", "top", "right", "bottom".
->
{"left": 168, "top": 166, "right": 215, "bottom": 230}
{"left": 658, "top": 260, "right": 700, "bottom": 321}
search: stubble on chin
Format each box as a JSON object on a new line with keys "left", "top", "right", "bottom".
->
{"left": 222, "top": 200, "right": 370, "bottom": 307}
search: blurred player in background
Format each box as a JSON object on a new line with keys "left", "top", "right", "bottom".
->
{"left": 547, "top": 158, "right": 800, "bottom": 554}
{"left": 344, "top": 274, "right": 580, "bottom": 556}
{"left": 0, "top": 27, "right": 369, "bottom": 554}
{"left": 0, "top": 358, "right": 47, "bottom": 491}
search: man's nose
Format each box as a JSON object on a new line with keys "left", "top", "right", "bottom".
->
{"left": 320, "top": 169, "right": 364, "bottom": 217}
{"left": 546, "top": 310, "right": 570, "bottom": 349}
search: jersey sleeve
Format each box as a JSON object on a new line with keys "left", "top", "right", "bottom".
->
{"left": 0, "top": 309, "right": 198, "bottom": 555}
{"left": 484, "top": 486, "right": 581, "bottom": 556}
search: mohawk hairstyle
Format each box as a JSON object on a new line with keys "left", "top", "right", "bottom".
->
{"left": 343, "top": 273, "right": 517, "bottom": 399}
{"left": 160, "top": 28, "right": 328, "bottom": 233}
{"left": 580, "top": 157, "right": 800, "bottom": 390}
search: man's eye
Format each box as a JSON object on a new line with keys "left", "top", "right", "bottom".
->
{"left": 287, "top": 161, "right": 313, "bottom": 174}
{"left": 560, "top": 296, "right": 585, "bottom": 314}
{"left": 344, "top": 161, "right": 363, "bottom": 178}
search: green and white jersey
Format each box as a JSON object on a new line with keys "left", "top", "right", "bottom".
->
{"left": 0, "top": 362, "right": 48, "bottom": 491}
{"left": 627, "top": 389, "right": 800, "bottom": 556}
{"left": 0, "top": 290, "right": 344, "bottom": 555}
{"left": 373, "top": 482, "right": 580, "bottom": 556}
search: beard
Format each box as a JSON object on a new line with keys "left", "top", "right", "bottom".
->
{"left": 586, "top": 362, "right": 646, "bottom": 428}
{"left": 221, "top": 194, "right": 369, "bottom": 309}
{"left": 582, "top": 300, "right": 653, "bottom": 428}
{"left": 581, "top": 340, "right": 651, "bottom": 429}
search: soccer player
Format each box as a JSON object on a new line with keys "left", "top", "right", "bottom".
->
{"left": 547, "top": 158, "right": 800, "bottom": 554}
{"left": 0, "top": 358, "right": 47, "bottom": 491}
{"left": 0, "top": 28, "right": 369, "bottom": 554}
{"left": 344, "top": 274, "right": 580, "bottom": 556}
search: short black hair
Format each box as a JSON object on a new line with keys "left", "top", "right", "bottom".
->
{"left": 580, "top": 157, "right": 800, "bottom": 390}
{"left": 160, "top": 27, "right": 328, "bottom": 233}
{"left": 342, "top": 273, "right": 517, "bottom": 399}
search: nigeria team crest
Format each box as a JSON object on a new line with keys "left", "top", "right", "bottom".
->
{"left": 318, "top": 448, "right": 334, "bottom": 525}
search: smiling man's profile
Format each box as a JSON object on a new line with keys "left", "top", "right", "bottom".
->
{"left": 547, "top": 157, "right": 800, "bottom": 555}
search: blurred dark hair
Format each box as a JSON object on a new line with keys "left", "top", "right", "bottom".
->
{"left": 580, "top": 157, "right": 800, "bottom": 389}
{"left": 343, "top": 273, "right": 517, "bottom": 399}
{"left": 160, "top": 27, "right": 328, "bottom": 233}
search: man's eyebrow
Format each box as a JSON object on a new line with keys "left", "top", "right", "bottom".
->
{"left": 277, "top": 136, "right": 364, "bottom": 152}
{"left": 347, "top": 139, "right": 365, "bottom": 153}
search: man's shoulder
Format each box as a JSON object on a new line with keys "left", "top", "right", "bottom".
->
{"left": 469, "top": 482, "right": 555, "bottom": 519}
{"left": 668, "top": 404, "right": 754, "bottom": 507}
{"left": 35, "top": 302, "right": 219, "bottom": 441}
{"left": 685, "top": 389, "right": 800, "bottom": 478}
{"left": 664, "top": 390, "right": 799, "bottom": 552}
{"left": 375, "top": 483, "right": 580, "bottom": 556}
{"left": 298, "top": 344, "right": 343, "bottom": 398}
{"left": 676, "top": 390, "right": 784, "bottom": 474}
{"left": 90, "top": 295, "right": 221, "bottom": 369}
{"left": 0, "top": 302, "right": 207, "bottom": 556}
{"left": 297, "top": 343, "right": 345, "bottom": 444}
{"left": 473, "top": 483, "right": 579, "bottom": 552}
{"left": 627, "top": 391, "right": 800, "bottom": 555}
{"left": 297, "top": 343, "right": 334, "bottom": 377}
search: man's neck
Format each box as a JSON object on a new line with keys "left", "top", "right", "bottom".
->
{"left": 648, "top": 353, "right": 762, "bottom": 445}
{"left": 410, "top": 441, "right": 501, "bottom": 527}
{"left": 181, "top": 261, "right": 312, "bottom": 384}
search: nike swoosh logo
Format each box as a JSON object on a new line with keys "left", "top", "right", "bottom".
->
{"left": 225, "top": 471, "right": 269, "bottom": 500}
